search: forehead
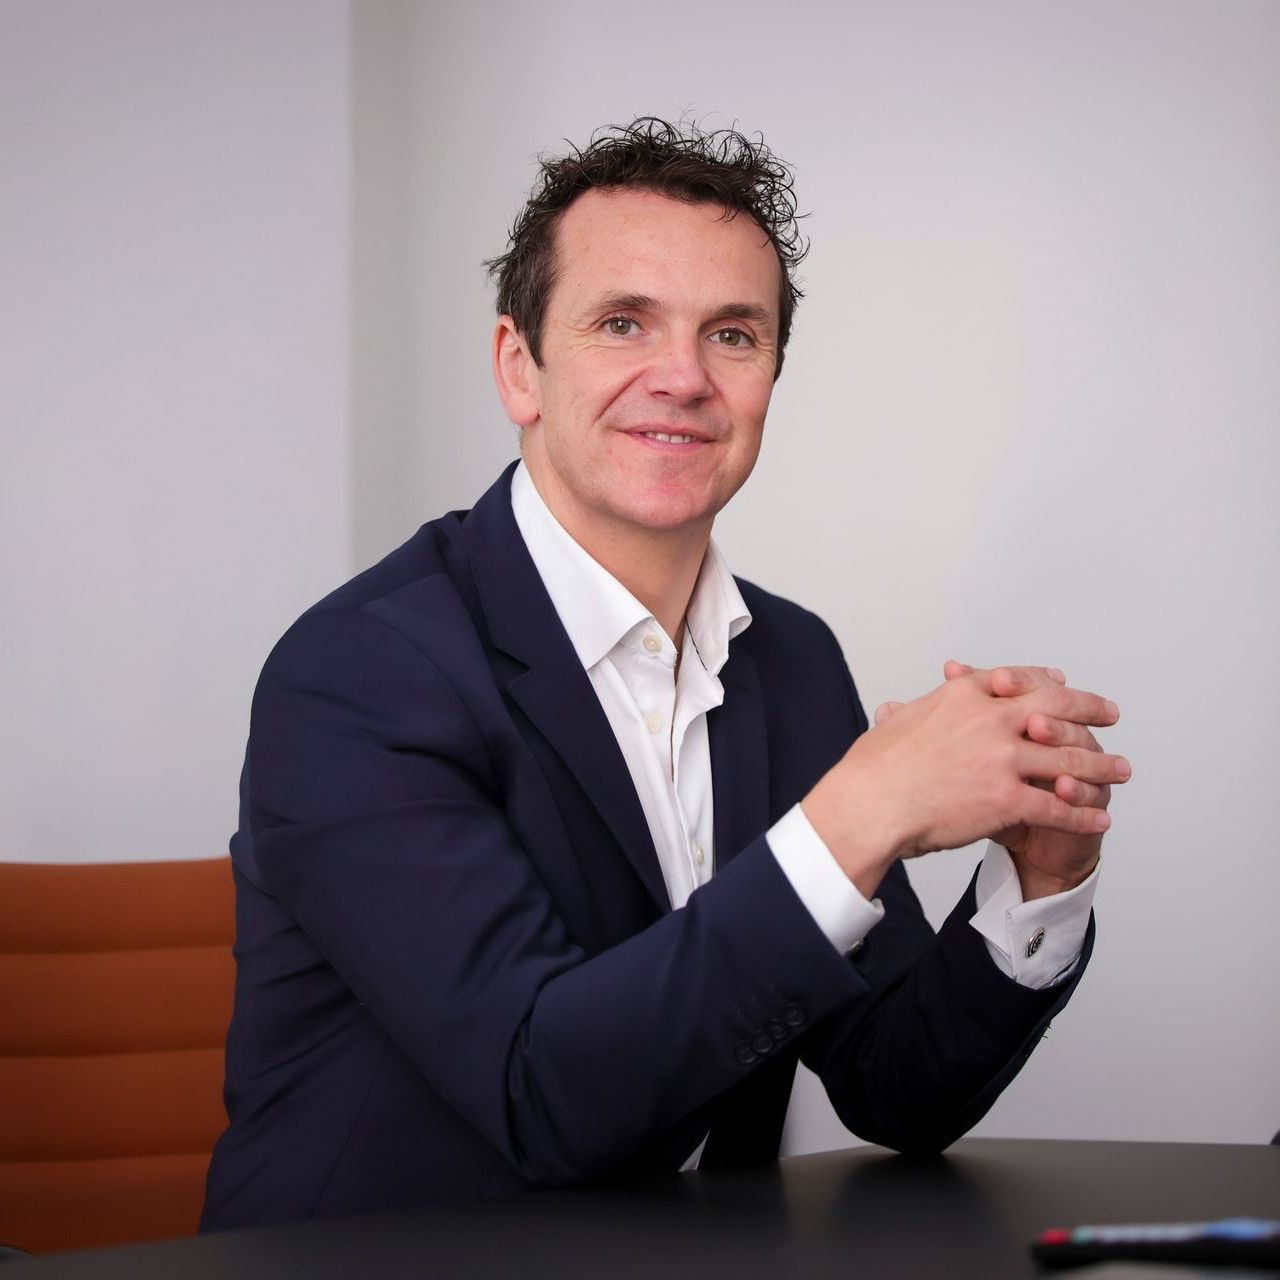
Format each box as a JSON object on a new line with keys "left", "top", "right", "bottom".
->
{"left": 549, "top": 187, "right": 781, "bottom": 315}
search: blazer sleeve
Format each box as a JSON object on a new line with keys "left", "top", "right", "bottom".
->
{"left": 800, "top": 864, "right": 1093, "bottom": 1152}
{"left": 243, "top": 606, "right": 871, "bottom": 1185}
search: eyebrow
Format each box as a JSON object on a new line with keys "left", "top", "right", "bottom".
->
{"left": 582, "top": 292, "right": 660, "bottom": 319}
{"left": 716, "top": 302, "right": 774, "bottom": 326}
{"left": 579, "top": 292, "right": 775, "bottom": 329}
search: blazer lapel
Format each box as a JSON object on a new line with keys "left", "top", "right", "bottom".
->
{"left": 458, "top": 466, "right": 670, "bottom": 914}
{"left": 707, "top": 643, "right": 770, "bottom": 871}
{"left": 506, "top": 655, "right": 669, "bottom": 912}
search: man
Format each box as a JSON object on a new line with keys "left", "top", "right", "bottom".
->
{"left": 202, "top": 119, "right": 1127, "bottom": 1231}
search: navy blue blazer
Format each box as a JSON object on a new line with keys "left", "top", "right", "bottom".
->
{"left": 201, "top": 464, "right": 1091, "bottom": 1231}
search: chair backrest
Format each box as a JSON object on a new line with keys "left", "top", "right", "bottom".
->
{"left": 0, "top": 858, "right": 235, "bottom": 1253}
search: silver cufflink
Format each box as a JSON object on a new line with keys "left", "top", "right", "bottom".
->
{"left": 1026, "top": 926, "right": 1045, "bottom": 958}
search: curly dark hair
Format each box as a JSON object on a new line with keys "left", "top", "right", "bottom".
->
{"left": 486, "top": 117, "right": 808, "bottom": 379}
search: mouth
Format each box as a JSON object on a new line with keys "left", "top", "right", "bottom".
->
{"left": 623, "top": 426, "right": 714, "bottom": 447}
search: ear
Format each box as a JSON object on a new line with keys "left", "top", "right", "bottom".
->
{"left": 492, "top": 316, "right": 540, "bottom": 428}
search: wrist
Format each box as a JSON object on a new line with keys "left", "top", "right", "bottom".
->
{"left": 1011, "top": 854, "right": 1100, "bottom": 901}
{"left": 801, "top": 759, "right": 907, "bottom": 899}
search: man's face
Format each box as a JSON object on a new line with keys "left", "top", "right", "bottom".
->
{"left": 503, "top": 188, "right": 781, "bottom": 546}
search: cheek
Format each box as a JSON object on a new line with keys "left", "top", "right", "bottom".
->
{"left": 734, "top": 376, "right": 774, "bottom": 430}
{"left": 557, "top": 366, "right": 633, "bottom": 421}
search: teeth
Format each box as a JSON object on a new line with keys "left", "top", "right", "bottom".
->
{"left": 643, "top": 432, "right": 697, "bottom": 444}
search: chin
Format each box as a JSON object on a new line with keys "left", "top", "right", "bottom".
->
{"left": 621, "top": 496, "right": 719, "bottom": 534}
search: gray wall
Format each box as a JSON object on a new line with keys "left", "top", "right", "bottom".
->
{"left": 2, "top": 1, "right": 351, "bottom": 858}
{"left": 5, "top": 1, "right": 1277, "bottom": 1152}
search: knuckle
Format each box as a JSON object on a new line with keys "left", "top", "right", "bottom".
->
{"left": 1031, "top": 713, "right": 1057, "bottom": 743}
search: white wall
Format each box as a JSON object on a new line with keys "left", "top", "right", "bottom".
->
{"left": 355, "top": 0, "right": 1280, "bottom": 1148}
{"left": 1, "top": 1, "right": 351, "bottom": 859}
{"left": 5, "top": 0, "right": 1276, "bottom": 1153}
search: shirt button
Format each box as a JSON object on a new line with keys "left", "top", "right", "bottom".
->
{"left": 692, "top": 841, "right": 705, "bottom": 866}
{"left": 1026, "top": 926, "right": 1046, "bottom": 958}
{"left": 642, "top": 634, "right": 662, "bottom": 653}
{"left": 644, "top": 712, "right": 663, "bottom": 734}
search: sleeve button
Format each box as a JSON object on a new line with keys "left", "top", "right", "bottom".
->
{"left": 781, "top": 1003, "right": 805, "bottom": 1027}
{"left": 751, "top": 1032, "right": 774, "bottom": 1055}
{"left": 734, "top": 1041, "right": 758, "bottom": 1066}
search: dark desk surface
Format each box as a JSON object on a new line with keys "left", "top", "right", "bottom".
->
{"left": 11, "top": 1140, "right": 1280, "bottom": 1278}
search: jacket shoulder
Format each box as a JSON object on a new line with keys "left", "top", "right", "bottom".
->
{"left": 733, "top": 576, "right": 847, "bottom": 662}
{"left": 302, "top": 512, "right": 464, "bottom": 620}
{"left": 252, "top": 509, "right": 487, "bottom": 708}
{"left": 731, "top": 575, "right": 867, "bottom": 738}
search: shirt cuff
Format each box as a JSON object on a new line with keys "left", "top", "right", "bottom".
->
{"left": 767, "top": 803, "right": 885, "bottom": 954}
{"left": 971, "top": 842, "right": 1099, "bottom": 988}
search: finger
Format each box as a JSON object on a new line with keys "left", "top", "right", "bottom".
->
{"left": 1024, "top": 684, "right": 1120, "bottom": 728}
{"left": 1025, "top": 713, "right": 1101, "bottom": 752}
{"left": 1019, "top": 742, "right": 1131, "bottom": 786}
{"left": 943, "top": 659, "right": 974, "bottom": 681}
{"left": 873, "top": 700, "right": 905, "bottom": 726}
{"left": 962, "top": 665, "right": 1067, "bottom": 697}
{"left": 1054, "top": 776, "right": 1112, "bottom": 808}
{"left": 1019, "top": 784, "right": 1112, "bottom": 835}
{"left": 989, "top": 665, "right": 1069, "bottom": 697}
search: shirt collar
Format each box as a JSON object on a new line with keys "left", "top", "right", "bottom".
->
{"left": 509, "top": 460, "right": 751, "bottom": 674}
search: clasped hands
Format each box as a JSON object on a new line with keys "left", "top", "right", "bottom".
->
{"left": 803, "top": 662, "right": 1129, "bottom": 902}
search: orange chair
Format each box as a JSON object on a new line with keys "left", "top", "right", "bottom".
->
{"left": 0, "top": 858, "right": 235, "bottom": 1253}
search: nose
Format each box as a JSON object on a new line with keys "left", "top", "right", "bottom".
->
{"left": 642, "top": 332, "right": 713, "bottom": 405}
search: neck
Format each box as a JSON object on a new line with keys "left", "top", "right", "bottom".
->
{"left": 580, "top": 522, "right": 706, "bottom": 645}
{"left": 524, "top": 464, "right": 708, "bottom": 644}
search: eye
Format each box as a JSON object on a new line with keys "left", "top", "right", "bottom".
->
{"left": 604, "top": 315, "right": 639, "bottom": 337}
{"left": 710, "top": 327, "right": 753, "bottom": 348}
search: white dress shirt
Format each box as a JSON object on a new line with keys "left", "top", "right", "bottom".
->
{"left": 509, "top": 462, "right": 1097, "bottom": 991}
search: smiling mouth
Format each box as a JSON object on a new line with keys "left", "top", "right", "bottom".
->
{"left": 625, "top": 427, "right": 713, "bottom": 446}
{"left": 641, "top": 431, "right": 699, "bottom": 444}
